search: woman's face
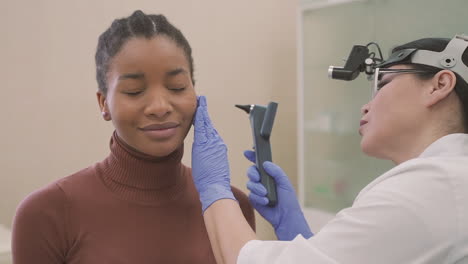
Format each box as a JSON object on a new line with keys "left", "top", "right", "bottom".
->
{"left": 359, "top": 65, "right": 429, "bottom": 161}
{"left": 98, "top": 35, "right": 196, "bottom": 157}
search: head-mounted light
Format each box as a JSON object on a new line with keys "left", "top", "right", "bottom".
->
{"left": 329, "top": 34, "right": 468, "bottom": 83}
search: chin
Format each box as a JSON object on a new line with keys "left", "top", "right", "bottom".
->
{"left": 360, "top": 135, "right": 378, "bottom": 158}
{"left": 142, "top": 142, "right": 181, "bottom": 157}
{"left": 361, "top": 136, "right": 391, "bottom": 161}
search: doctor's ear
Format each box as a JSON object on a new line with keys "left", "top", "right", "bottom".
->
{"left": 96, "top": 91, "right": 111, "bottom": 121}
{"left": 425, "top": 70, "right": 457, "bottom": 107}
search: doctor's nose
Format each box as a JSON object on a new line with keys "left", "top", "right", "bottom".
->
{"left": 361, "top": 103, "right": 370, "bottom": 115}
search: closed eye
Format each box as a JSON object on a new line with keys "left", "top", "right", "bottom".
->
{"left": 169, "top": 87, "right": 186, "bottom": 92}
{"left": 123, "top": 91, "right": 143, "bottom": 96}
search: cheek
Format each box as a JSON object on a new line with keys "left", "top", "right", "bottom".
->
{"left": 363, "top": 100, "right": 414, "bottom": 154}
{"left": 107, "top": 97, "right": 140, "bottom": 131}
{"left": 361, "top": 117, "right": 391, "bottom": 159}
{"left": 368, "top": 105, "right": 399, "bottom": 141}
{"left": 178, "top": 92, "right": 197, "bottom": 123}
{"left": 361, "top": 100, "right": 392, "bottom": 153}
{"left": 375, "top": 94, "right": 417, "bottom": 129}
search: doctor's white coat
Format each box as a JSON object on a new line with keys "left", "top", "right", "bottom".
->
{"left": 238, "top": 134, "right": 468, "bottom": 264}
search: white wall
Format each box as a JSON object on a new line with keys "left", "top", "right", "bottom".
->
{"left": 0, "top": 0, "right": 298, "bottom": 250}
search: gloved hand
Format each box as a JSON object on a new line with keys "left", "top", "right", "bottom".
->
{"left": 192, "top": 96, "right": 236, "bottom": 212}
{"left": 244, "top": 150, "right": 313, "bottom": 241}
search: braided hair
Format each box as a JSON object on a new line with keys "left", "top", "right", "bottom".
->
{"left": 95, "top": 10, "right": 194, "bottom": 94}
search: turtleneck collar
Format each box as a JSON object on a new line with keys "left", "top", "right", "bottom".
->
{"left": 98, "top": 131, "right": 188, "bottom": 205}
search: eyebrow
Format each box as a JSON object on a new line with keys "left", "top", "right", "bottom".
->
{"left": 166, "top": 68, "right": 188, "bottom": 77}
{"left": 117, "top": 68, "right": 188, "bottom": 81}
{"left": 118, "top": 72, "right": 145, "bottom": 81}
{"left": 378, "top": 73, "right": 388, "bottom": 81}
{"left": 378, "top": 72, "right": 396, "bottom": 81}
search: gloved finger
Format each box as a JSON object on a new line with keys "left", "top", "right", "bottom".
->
{"left": 249, "top": 193, "right": 269, "bottom": 207}
{"left": 263, "top": 161, "right": 292, "bottom": 188}
{"left": 193, "top": 95, "right": 216, "bottom": 143}
{"left": 193, "top": 96, "right": 207, "bottom": 143}
{"left": 193, "top": 95, "right": 205, "bottom": 127}
{"left": 247, "top": 165, "right": 261, "bottom": 182}
{"left": 247, "top": 181, "right": 267, "bottom": 196}
{"left": 243, "top": 150, "right": 256, "bottom": 163}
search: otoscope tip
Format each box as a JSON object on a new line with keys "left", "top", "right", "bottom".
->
{"left": 235, "top": 104, "right": 252, "bottom": 114}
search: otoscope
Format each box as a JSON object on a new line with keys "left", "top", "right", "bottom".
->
{"left": 235, "top": 102, "right": 278, "bottom": 206}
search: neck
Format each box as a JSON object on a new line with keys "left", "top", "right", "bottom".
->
{"left": 390, "top": 127, "right": 451, "bottom": 165}
{"left": 98, "top": 131, "right": 187, "bottom": 204}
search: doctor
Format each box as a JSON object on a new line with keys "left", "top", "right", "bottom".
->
{"left": 191, "top": 35, "right": 468, "bottom": 264}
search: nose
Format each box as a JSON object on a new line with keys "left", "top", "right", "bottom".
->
{"left": 144, "top": 90, "right": 172, "bottom": 119}
{"left": 361, "top": 102, "right": 370, "bottom": 115}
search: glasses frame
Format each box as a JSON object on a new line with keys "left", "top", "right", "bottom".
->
{"left": 372, "top": 68, "right": 438, "bottom": 97}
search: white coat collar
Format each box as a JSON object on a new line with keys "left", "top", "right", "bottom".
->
{"left": 418, "top": 133, "right": 468, "bottom": 158}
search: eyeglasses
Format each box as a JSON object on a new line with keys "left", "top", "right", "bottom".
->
{"left": 371, "top": 68, "right": 438, "bottom": 98}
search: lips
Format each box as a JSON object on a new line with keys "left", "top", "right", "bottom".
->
{"left": 140, "top": 122, "right": 179, "bottom": 131}
{"left": 359, "top": 120, "right": 368, "bottom": 136}
{"left": 139, "top": 122, "right": 180, "bottom": 140}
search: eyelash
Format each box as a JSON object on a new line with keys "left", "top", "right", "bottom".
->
{"left": 377, "top": 80, "right": 389, "bottom": 90}
{"left": 170, "top": 87, "right": 186, "bottom": 92}
{"left": 122, "top": 87, "right": 186, "bottom": 96}
{"left": 124, "top": 91, "right": 142, "bottom": 96}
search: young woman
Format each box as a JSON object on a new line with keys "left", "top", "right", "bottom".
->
{"left": 191, "top": 35, "right": 468, "bottom": 263}
{"left": 11, "top": 10, "right": 254, "bottom": 263}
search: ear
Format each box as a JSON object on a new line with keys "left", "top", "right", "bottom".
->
{"left": 96, "top": 91, "right": 111, "bottom": 121}
{"left": 424, "top": 70, "right": 457, "bottom": 108}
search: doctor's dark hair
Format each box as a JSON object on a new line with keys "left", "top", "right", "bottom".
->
{"left": 390, "top": 38, "right": 468, "bottom": 132}
{"left": 95, "top": 10, "right": 194, "bottom": 94}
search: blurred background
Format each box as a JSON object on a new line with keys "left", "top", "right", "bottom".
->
{"left": 1, "top": 0, "right": 467, "bottom": 262}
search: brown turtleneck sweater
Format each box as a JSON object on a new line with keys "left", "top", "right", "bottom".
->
{"left": 12, "top": 132, "right": 255, "bottom": 263}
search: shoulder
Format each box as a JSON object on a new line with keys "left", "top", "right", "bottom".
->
{"left": 14, "top": 165, "right": 97, "bottom": 225}
{"left": 350, "top": 157, "right": 465, "bottom": 239}
{"left": 231, "top": 185, "right": 256, "bottom": 231}
{"left": 356, "top": 158, "right": 455, "bottom": 211}
{"left": 15, "top": 180, "right": 68, "bottom": 222}
{"left": 357, "top": 156, "right": 466, "bottom": 204}
{"left": 12, "top": 180, "right": 69, "bottom": 249}
{"left": 310, "top": 155, "right": 468, "bottom": 263}
{"left": 12, "top": 177, "right": 76, "bottom": 261}
{"left": 12, "top": 166, "right": 98, "bottom": 244}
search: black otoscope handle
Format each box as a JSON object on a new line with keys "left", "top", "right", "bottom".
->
{"left": 236, "top": 102, "right": 278, "bottom": 206}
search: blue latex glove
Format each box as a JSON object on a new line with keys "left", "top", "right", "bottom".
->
{"left": 244, "top": 150, "right": 313, "bottom": 240}
{"left": 192, "top": 96, "right": 236, "bottom": 212}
